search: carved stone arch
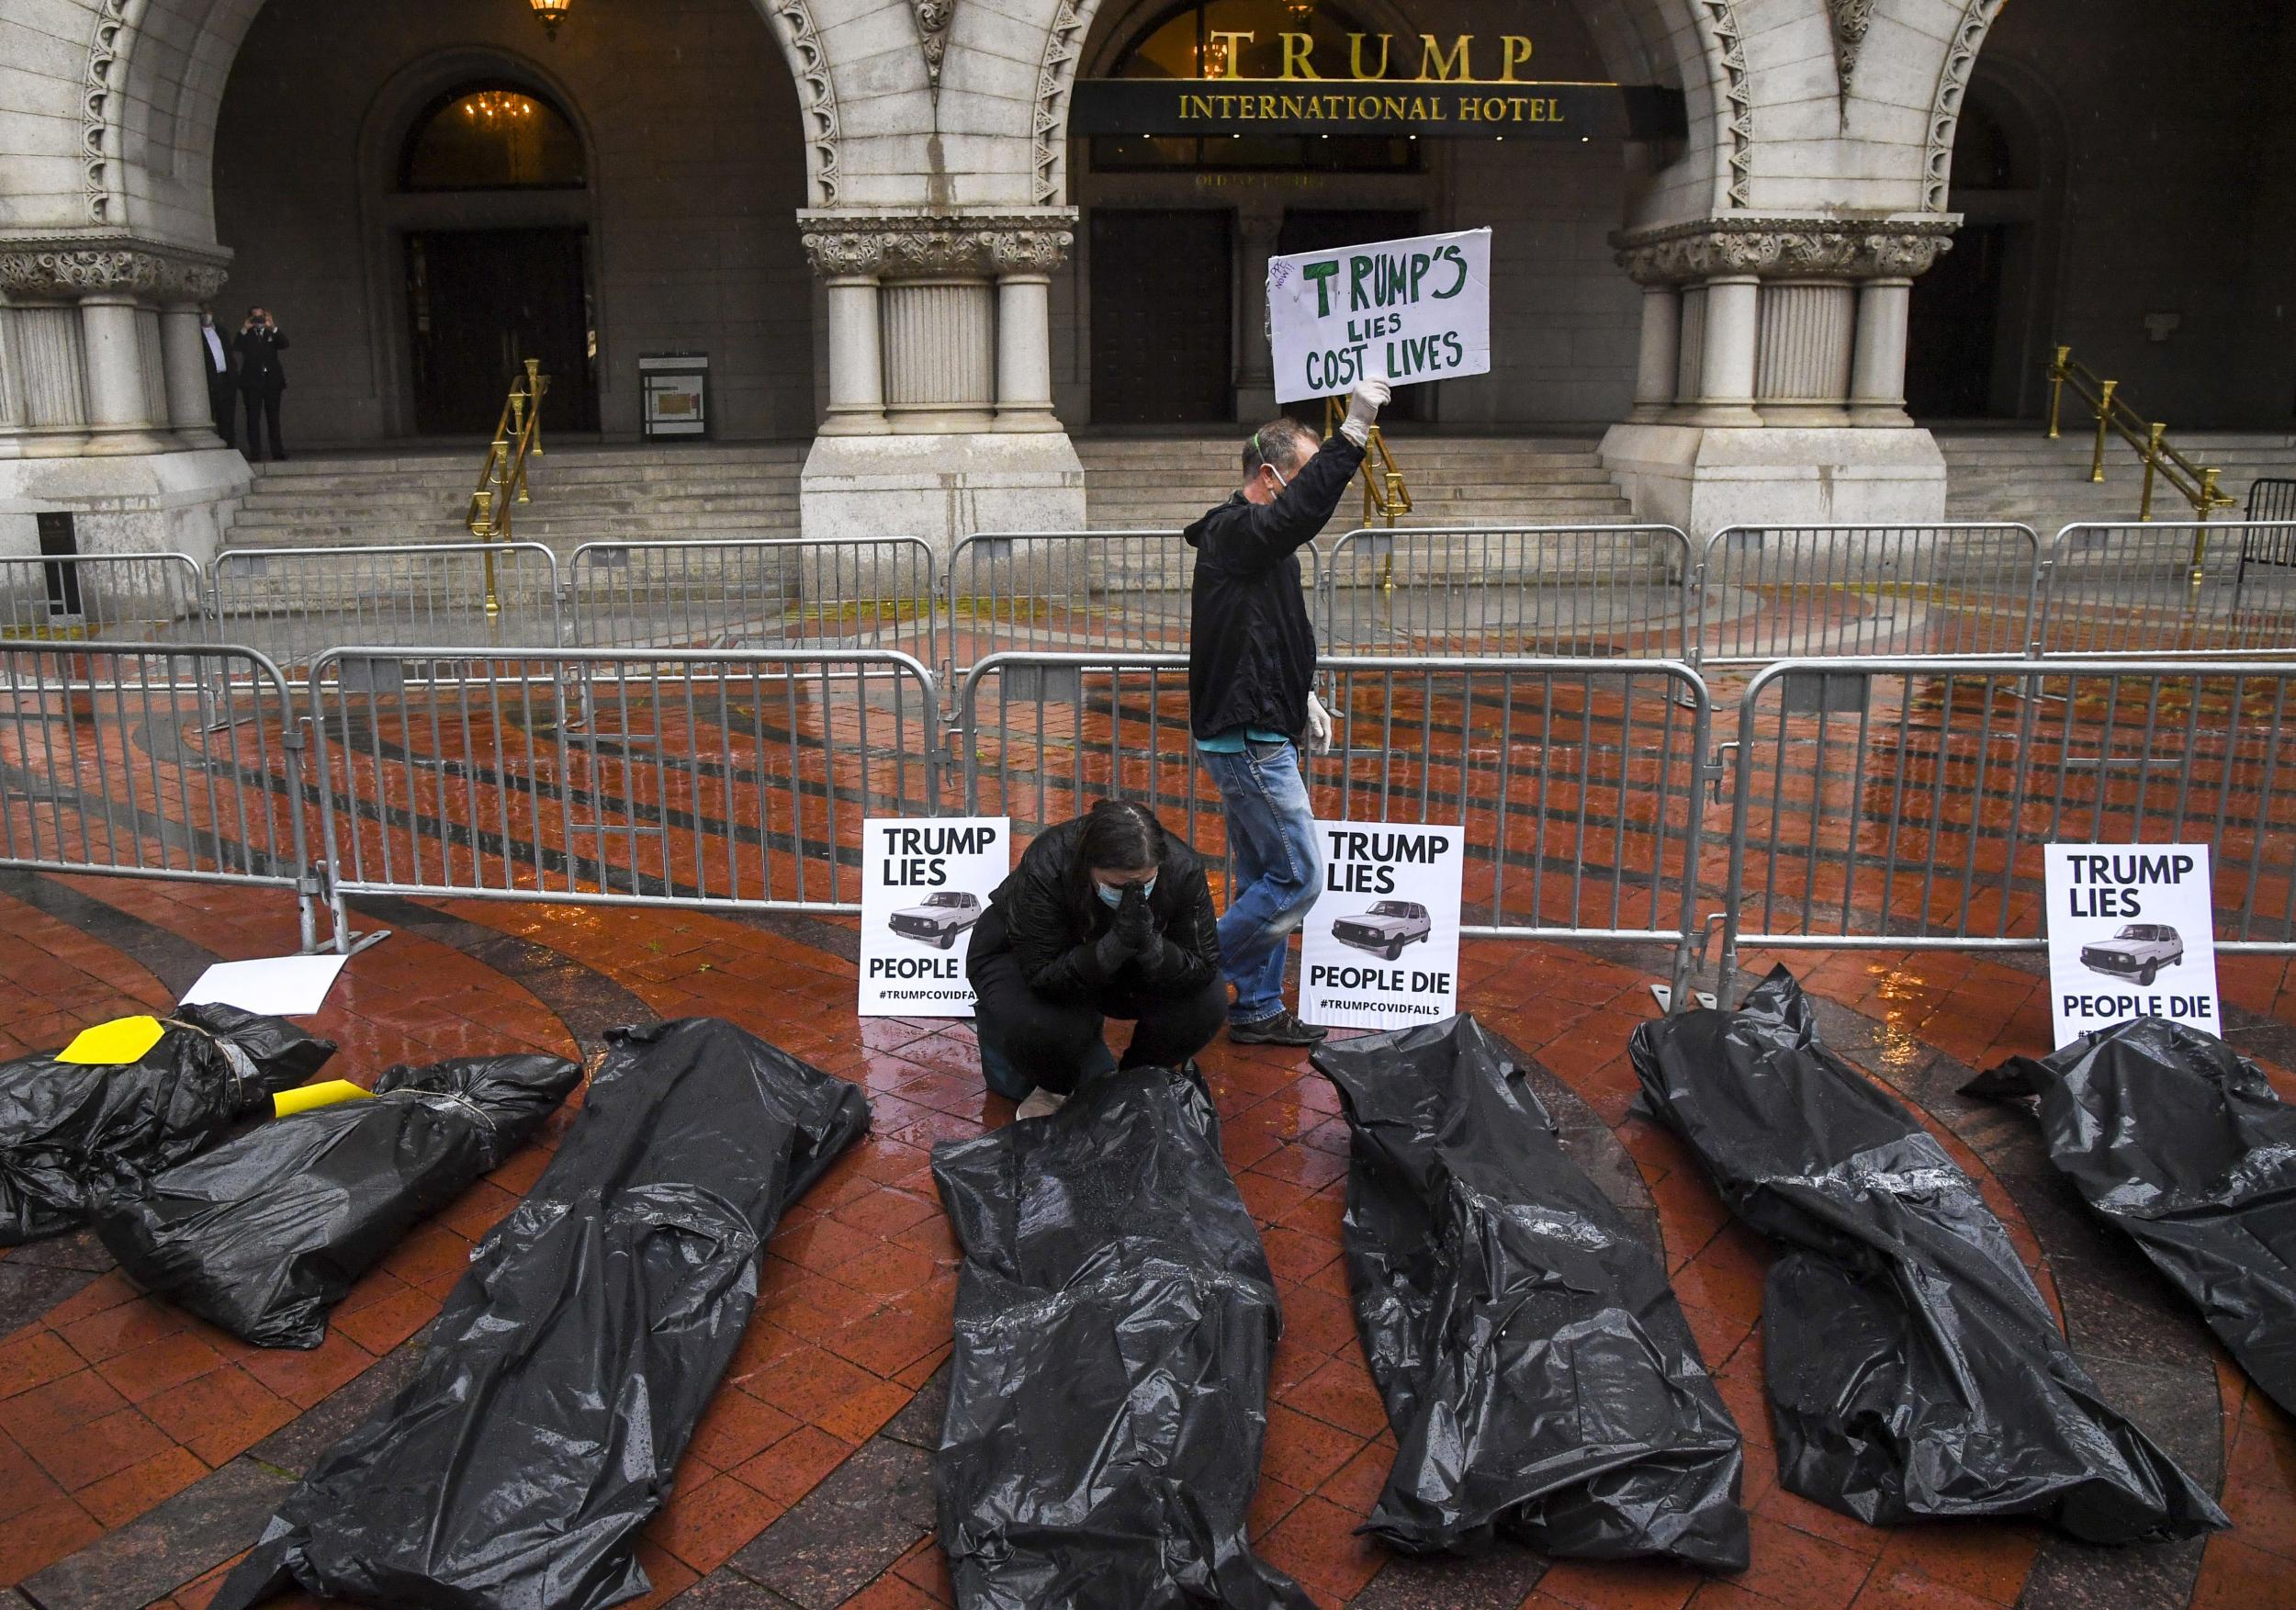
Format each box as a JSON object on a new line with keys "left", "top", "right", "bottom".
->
{"left": 1924, "top": 0, "right": 2009, "bottom": 212}
{"left": 82, "top": 0, "right": 135, "bottom": 224}
{"left": 751, "top": 0, "right": 844, "bottom": 207}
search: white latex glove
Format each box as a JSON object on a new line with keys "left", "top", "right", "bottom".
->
{"left": 1340, "top": 376, "right": 1392, "bottom": 445}
{"left": 1305, "top": 691, "right": 1334, "bottom": 755}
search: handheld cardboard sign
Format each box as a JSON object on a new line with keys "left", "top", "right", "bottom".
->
{"left": 1268, "top": 228, "right": 1491, "bottom": 404}
{"left": 2044, "top": 844, "right": 2221, "bottom": 1047}
{"left": 1300, "top": 821, "right": 1465, "bottom": 1030}
{"left": 860, "top": 817, "right": 1011, "bottom": 1018}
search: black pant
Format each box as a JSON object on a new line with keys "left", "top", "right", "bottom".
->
{"left": 241, "top": 387, "right": 284, "bottom": 459}
{"left": 206, "top": 377, "right": 236, "bottom": 448}
{"left": 972, "top": 944, "right": 1227, "bottom": 1096}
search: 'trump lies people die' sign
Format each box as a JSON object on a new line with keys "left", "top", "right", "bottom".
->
{"left": 2043, "top": 843, "right": 2221, "bottom": 1047}
{"left": 1268, "top": 228, "right": 1491, "bottom": 404}
{"left": 1300, "top": 822, "right": 1465, "bottom": 1030}
{"left": 859, "top": 817, "right": 1009, "bottom": 1018}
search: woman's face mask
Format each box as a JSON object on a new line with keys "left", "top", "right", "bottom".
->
{"left": 1095, "top": 874, "right": 1155, "bottom": 907}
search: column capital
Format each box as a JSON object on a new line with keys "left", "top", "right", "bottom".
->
{"left": 1611, "top": 216, "right": 1957, "bottom": 285}
{"left": 797, "top": 209, "right": 1077, "bottom": 281}
{"left": 0, "top": 234, "right": 231, "bottom": 301}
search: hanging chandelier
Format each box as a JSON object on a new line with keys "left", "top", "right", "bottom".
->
{"left": 530, "top": 0, "right": 572, "bottom": 40}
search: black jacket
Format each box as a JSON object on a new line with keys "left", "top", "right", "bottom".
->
{"left": 967, "top": 816, "right": 1221, "bottom": 1005}
{"left": 1185, "top": 434, "right": 1363, "bottom": 739}
{"left": 234, "top": 326, "right": 289, "bottom": 391}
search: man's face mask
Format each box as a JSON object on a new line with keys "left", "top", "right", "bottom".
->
{"left": 1096, "top": 875, "right": 1155, "bottom": 907}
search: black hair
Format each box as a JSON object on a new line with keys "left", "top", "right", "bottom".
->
{"left": 1241, "top": 418, "right": 1318, "bottom": 479}
{"left": 1070, "top": 797, "right": 1164, "bottom": 926}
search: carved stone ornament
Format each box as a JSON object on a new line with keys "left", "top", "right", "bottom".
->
{"left": 1612, "top": 217, "right": 1956, "bottom": 285}
{"left": 1701, "top": 0, "right": 1755, "bottom": 208}
{"left": 1927, "top": 0, "right": 2009, "bottom": 212}
{"left": 763, "top": 0, "right": 842, "bottom": 207}
{"left": 0, "top": 239, "right": 232, "bottom": 300}
{"left": 1829, "top": 0, "right": 1874, "bottom": 102}
{"left": 917, "top": 0, "right": 954, "bottom": 92}
{"left": 83, "top": 0, "right": 129, "bottom": 224}
{"left": 1031, "top": 0, "right": 1092, "bottom": 206}
{"left": 799, "top": 211, "right": 1078, "bottom": 281}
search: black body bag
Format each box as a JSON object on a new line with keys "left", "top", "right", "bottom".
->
{"left": 95, "top": 1054, "right": 583, "bottom": 1348}
{"left": 1627, "top": 968, "right": 2224, "bottom": 1544}
{"left": 1313, "top": 1015, "right": 1749, "bottom": 1568}
{"left": 0, "top": 1003, "right": 335, "bottom": 1244}
{"left": 1969, "top": 1016, "right": 2296, "bottom": 1419}
{"left": 211, "top": 1019, "right": 872, "bottom": 1610}
{"left": 932, "top": 1064, "right": 1314, "bottom": 1609}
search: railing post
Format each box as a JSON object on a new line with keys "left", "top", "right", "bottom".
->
{"left": 2090, "top": 379, "right": 2116, "bottom": 484}
{"left": 2140, "top": 422, "right": 2164, "bottom": 522}
{"left": 2046, "top": 346, "right": 2068, "bottom": 440}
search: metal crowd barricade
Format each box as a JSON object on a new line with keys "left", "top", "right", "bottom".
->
{"left": 1695, "top": 523, "right": 2043, "bottom": 667}
{"left": 959, "top": 650, "right": 1716, "bottom": 998}
{"left": 0, "top": 552, "right": 210, "bottom": 658}
{"left": 1321, "top": 524, "right": 1694, "bottom": 659}
{"left": 565, "top": 536, "right": 938, "bottom": 668}
{"left": 208, "top": 542, "right": 565, "bottom": 681}
{"left": 2036, "top": 522, "right": 2296, "bottom": 655}
{"left": 1717, "top": 657, "right": 2296, "bottom": 982}
{"left": 945, "top": 530, "right": 1260, "bottom": 677}
{"left": 305, "top": 647, "right": 940, "bottom": 947}
{"left": 0, "top": 641, "right": 322, "bottom": 948}
{"left": 2249, "top": 478, "right": 2296, "bottom": 524}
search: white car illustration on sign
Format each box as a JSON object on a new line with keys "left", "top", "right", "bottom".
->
{"left": 2078, "top": 923, "right": 2185, "bottom": 985}
{"left": 889, "top": 890, "right": 983, "bottom": 950}
{"left": 1332, "top": 900, "right": 1433, "bottom": 961}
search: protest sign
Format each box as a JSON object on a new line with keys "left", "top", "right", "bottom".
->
{"left": 2044, "top": 844, "right": 2221, "bottom": 1046}
{"left": 860, "top": 817, "right": 1009, "bottom": 1017}
{"left": 1300, "top": 822, "right": 1465, "bottom": 1030}
{"left": 1268, "top": 228, "right": 1491, "bottom": 404}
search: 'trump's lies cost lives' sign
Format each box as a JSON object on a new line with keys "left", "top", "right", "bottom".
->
{"left": 1268, "top": 228, "right": 1491, "bottom": 404}
{"left": 859, "top": 817, "right": 1010, "bottom": 1018}
{"left": 2043, "top": 843, "right": 2221, "bottom": 1047}
{"left": 1300, "top": 822, "right": 1465, "bottom": 1030}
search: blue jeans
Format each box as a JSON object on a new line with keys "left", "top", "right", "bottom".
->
{"left": 1199, "top": 738, "right": 1322, "bottom": 1024}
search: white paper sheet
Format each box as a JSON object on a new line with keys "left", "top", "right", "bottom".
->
{"left": 179, "top": 953, "right": 349, "bottom": 1018}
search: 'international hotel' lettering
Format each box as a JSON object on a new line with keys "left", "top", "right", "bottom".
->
{"left": 1176, "top": 93, "right": 1564, "bottom": 124}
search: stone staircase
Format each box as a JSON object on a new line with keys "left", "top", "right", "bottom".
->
{"left": 225, "top": 442, "right": 807, "bottom": 553}
{"left": 1078, "top": 433, "right": 1634, "bottom": 530}
{"left": 1937, "top": 427, "right": 2296, "bottom": 535}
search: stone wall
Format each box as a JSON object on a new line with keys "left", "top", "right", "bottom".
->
{"left": 208, "top": 0, "right": 816, "bottom": 444}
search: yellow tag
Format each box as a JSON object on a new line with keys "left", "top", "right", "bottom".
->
{"left": 272, "top": 1080, "right": 373, "bottom": 1119}
{"left": 57, "top": 1016, "right": 166, "bottom": 1065}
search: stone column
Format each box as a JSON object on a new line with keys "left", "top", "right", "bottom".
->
{"left": 988, "top": 229, "right": 1071, "bottom": 433}
{"left": 1694, "top": 276, "right": 1762, "bottom": 426}
{"left": 883, "top": 279, "right": 997, "bottom": 433}
{"left": 1755, "top": 279, "right": 1857, "bottom": 425}
{"left": 160, "top": 303, "right": 225, "bottom": 447}
{"left": 1235, "top": 210, "right": 1283, "bottom": 421}
{"left": 80, "top": 295, "right": 174, "bottom": 456}
{"left": 803, "top": 231, "right": 888, "bottom": 435}
{"left": 1631, "top": 283, "right": 1681, "bottom": 421}
{"left": 1849, "top": 279, "right": 1913, "bottom": 425}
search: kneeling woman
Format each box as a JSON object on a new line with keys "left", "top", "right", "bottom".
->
{"left": 969, "top": 798, "right": 1227, "bottom": 1109}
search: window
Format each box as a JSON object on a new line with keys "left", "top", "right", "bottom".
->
{"left": 401, "top": 84, "right": 585, "bottom": 192}
{"left": 1092, "top": 0, "right": 1417, "bottom": 172}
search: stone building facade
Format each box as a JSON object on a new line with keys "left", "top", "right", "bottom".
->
{"left": 0, "top": 0, "right": 2289, "bottom": 557}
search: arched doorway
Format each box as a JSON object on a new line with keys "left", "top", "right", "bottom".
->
{"left": 398, "top": 84, "right": 599, "bottom": 435}
{"left": 1906, "top": 70, "right": 2066, "bottom": 421}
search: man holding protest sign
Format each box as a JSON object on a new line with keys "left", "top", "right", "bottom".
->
{"left": 1186, "top": 377, "right": 1389, "bottom": 1046}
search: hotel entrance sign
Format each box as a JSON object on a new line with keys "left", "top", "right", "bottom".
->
{"left": 1268, "top": 228, "right": 1491, "bottom": 402}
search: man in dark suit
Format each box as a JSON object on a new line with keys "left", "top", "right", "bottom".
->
{"left": 199, "top": 307, "right": 235, "bottom": 449}
{"left": 233, "top": 305, "right": 289, "bottom": 462}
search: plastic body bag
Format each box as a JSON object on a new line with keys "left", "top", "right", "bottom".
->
{"left": 1312, "top": 1016, "right": 1749, "bottom": 1566}
{"left": 0, "top": 1003, "right": 336, "bottom": 1244}
{"left": 1628, "top": 968, "right": 2225, "bottom": 1544}
{"left": 1969, "top": 1018, "right": 2296, "bottom": 1419}
{"left": 931, "top": 1064, "right": 1315, "bottom": 1609}
{"left": 211, "top": 1019, "right": 872, "bottom": 1610}
{"left": 94, "top": 1054, "right": 583, "bottom": 1348}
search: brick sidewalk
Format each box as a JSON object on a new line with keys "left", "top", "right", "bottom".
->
{"left": 0, "top": 873, "right": 2290, "bottom": 1610}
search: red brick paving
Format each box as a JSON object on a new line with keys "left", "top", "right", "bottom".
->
{"left": 0, "top": 880, "right": 2289, "bottom": 1606}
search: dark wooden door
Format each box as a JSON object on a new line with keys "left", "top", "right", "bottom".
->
{"left": 406, "top": 227, "right": 597, "bottom": 436}
{"left": 1277, "top": 208, "right": 1424, "bottom": 422}
{"left": 1907, "top": 221, "right": 2008, "bottom": 419}
{"left": 1091, "top": 209, "right": 1232, "bottom": 424}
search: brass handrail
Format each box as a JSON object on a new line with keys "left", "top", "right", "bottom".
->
{"left": 2044, "top": 346, "right": 2234, "bottom": 525}
{"left": 467, "top": 357, "right": 551, "bottom": 618}
{"left": 1322, "top": 397, "right": 1412, "bottom": 527}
